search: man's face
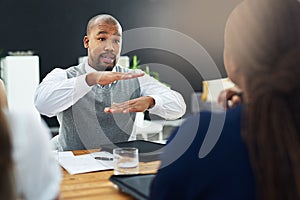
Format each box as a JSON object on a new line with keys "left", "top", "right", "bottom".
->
{"left": 84, "top": 19, "right": 122, "bottom": 71}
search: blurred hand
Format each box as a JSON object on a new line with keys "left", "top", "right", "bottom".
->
{"left": 104, "top": 96, "right": 155, "bottom": 113}
{"left": 217, "top": 86, "right": 243, "bottom": 109}
{"left": 86, "top": 71, "right": 144, "bottom": 86}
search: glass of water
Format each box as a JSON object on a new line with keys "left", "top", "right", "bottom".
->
{"left": 113, "top": 147, "right": 139, "bottom": 175}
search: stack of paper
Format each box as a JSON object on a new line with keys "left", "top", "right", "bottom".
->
{"left": 58, "top": 151, "right": 114, "bottom": 175}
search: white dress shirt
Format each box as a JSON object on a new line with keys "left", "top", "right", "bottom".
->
{"left": 35, "top": 61, "right": 186, "bottom": 120}
{"left": 6, "top": 110, "right": 61, "bottom": 200}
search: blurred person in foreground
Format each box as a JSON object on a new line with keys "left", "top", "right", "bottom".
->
{"left": 0, "top": 79, "right": 61, "bottom": 200}
{"left": 150, "top": 0, "right": 300, "bottom": 199}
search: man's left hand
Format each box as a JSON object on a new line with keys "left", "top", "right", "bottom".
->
{"left": 104, "top": 96, "right": 155, "bottom": 113}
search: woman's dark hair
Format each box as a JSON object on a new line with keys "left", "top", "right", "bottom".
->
{"left": 0, "top": 109, "right": 15, "bottom": 199}
{"left": 225, "top": 0, "right": 300, "bottom": 199}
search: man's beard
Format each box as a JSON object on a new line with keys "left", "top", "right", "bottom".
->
{"left": 103, "top": 59, "right": 116, "bottom": 71}
{"left": 92, "top": 57, "right": 117, "bottom": 71}
{"left": 98, "top": 53, "right": 117, "bottom": 71}
{"left": 105, "top": 66, "right": 113, "bottom": 71}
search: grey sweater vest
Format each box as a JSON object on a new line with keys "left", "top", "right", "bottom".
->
{"left": 57, "top": 63, "right": 140, "bottom": 150}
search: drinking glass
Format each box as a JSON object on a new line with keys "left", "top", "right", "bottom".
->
{"left": 113, "top": 147, "right": 139, "bottom": 175}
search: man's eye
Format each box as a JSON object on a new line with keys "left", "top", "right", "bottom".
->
{"left": 114, "top": 39, "right": 120, "bottom": 44}
{"left": 99, "top": 38, "right": 106, "bottom": 41}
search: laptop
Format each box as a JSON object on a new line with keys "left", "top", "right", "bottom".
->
{"left": 109, "top": 174, "right": 156, "bottom": 200}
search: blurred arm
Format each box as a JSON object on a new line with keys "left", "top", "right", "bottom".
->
{"left": 0, "top": 79, "right": 8, "bottom": 109}
{"left": 217, "top": 85, "right": 243, "bottom": 109}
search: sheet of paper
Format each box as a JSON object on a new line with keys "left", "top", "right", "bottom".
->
{"left": 58, "top": 151, "right": 114, "bottom": 175}
{"left": 53, "top": 151, "right": 74, "bottom": 162}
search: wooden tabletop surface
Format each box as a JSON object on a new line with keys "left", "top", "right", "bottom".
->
{"left": 60, "top": 149, "right": 160, "bottom": 200}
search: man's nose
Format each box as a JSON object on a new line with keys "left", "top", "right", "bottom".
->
{"left": 104, "top": 41, "right": 114, "bottom": 51}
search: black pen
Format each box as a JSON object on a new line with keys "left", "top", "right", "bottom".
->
{"left": 94, "top": 156, "right": 113, "bottom": 161}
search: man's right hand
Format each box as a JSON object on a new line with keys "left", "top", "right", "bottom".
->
{"left": 217, "top": 86, "right": 243, "bottom": 109}
{"left": 85, "top": 71, "right": 144, "bottom": 86}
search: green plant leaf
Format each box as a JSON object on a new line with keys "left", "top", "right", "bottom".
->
{"left": 131, "top": 55, "right": 141, "bottom": 69}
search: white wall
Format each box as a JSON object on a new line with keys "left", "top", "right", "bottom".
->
{"left": 1, "top": 56, "right": 40, "bottom": 120}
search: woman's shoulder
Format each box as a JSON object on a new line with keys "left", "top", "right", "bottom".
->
{"left": 150, "top": 105, "right": 254, "bottom": 200}
{"left": 6, "top": 110, "right": 51, "bottom": 144}
{"left": 169, "top": 105, "right": 243, "bottom": 144}
{"left": 6, "top": 109, "right": 61, "bottom": 200}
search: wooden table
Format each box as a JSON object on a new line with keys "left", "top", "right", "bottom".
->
{"left": 60, "top": 149, "right": 160, "bottom": 200}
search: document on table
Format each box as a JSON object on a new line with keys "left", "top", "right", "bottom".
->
{"left": 58, "top": 151, "right": 114, "bottom": 175}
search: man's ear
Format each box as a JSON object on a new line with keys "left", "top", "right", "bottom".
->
{"left": 83, "top": 36, "right": 89, "bottom": 48}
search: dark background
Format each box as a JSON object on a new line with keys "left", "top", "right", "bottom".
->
{"left": 0, "top": 0, "right": 242, "bottom": 127}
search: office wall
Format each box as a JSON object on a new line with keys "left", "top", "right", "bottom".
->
{"left": 0, "top": 0, "right": 242, "bottom": 126}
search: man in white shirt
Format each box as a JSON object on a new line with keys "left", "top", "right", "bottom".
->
{"left": 34, "top": 14, "right": 186, "bottom": 151}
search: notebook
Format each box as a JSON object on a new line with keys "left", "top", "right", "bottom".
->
{"left": 109, "top": 174, "right": 155, "bottom": 200}
{"left": 100, "top": 140, "right": 165, "bottom": 162}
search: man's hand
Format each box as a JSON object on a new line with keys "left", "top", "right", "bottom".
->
{"left": 217, "top": 86, "right": 243, "bottom": 109}
{"left": 86, "top": 71, "right": 144, "bottom": 86}
{"left": 104, "top": 96, "right": 155, "bottom": 113}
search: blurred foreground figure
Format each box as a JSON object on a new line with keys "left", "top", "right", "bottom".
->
{"left": 150, "top": 0, "right": 300, "bottom": 199}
